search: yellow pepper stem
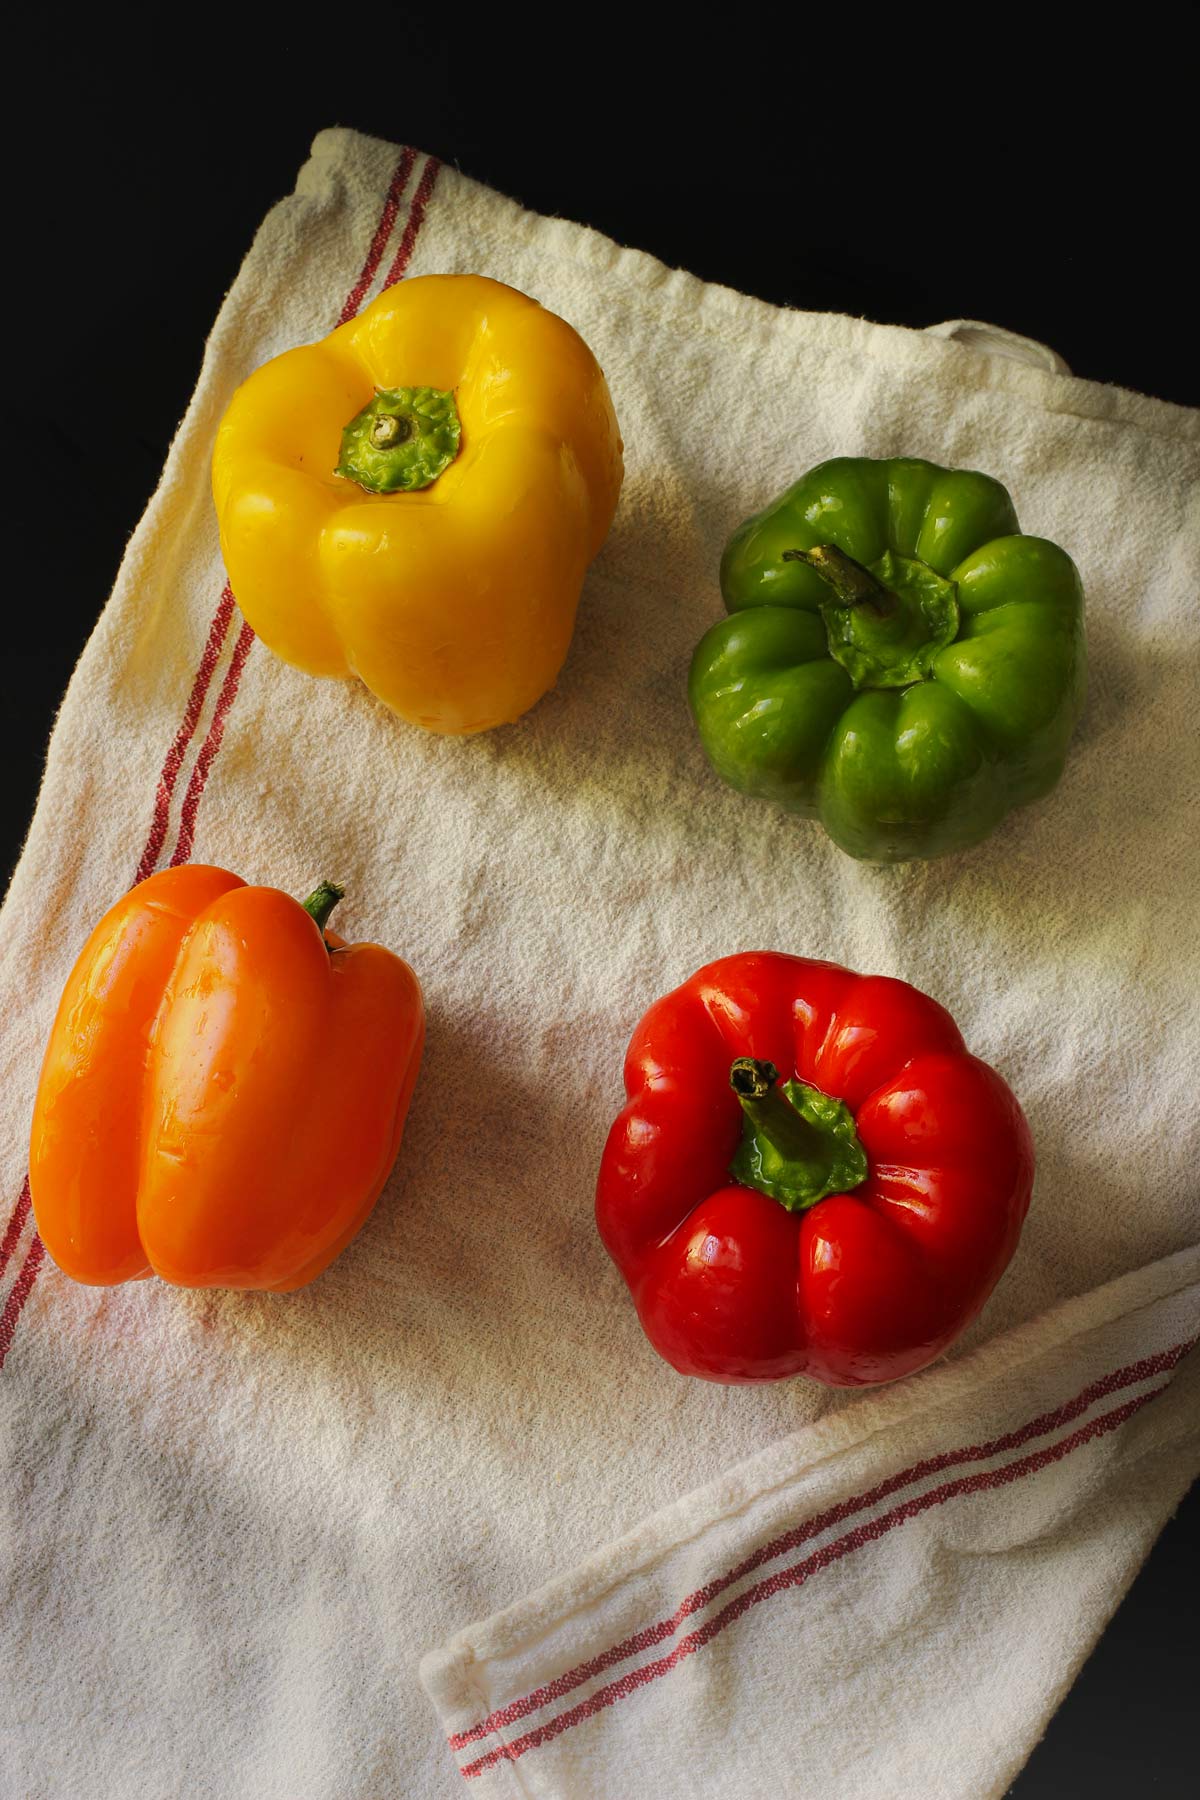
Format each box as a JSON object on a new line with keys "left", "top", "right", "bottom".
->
{"left": 335, "top": 386, "right": 461, "bottom": 494}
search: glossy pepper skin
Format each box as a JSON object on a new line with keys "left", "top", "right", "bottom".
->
{"left": 596, "top": 953, "right": 1033, "bottom": 1386}
{"left": 29, "top": 867, "right": 424, "bottom": 1291}
{"left": 689, "top": 457, "right": 1085, "bottom": 861}
{"left": 212, "top": 273, "right": 623, "bottom": 735}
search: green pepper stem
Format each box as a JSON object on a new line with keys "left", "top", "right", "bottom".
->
{"left": 783, "top": 544, "right": 895, "bottom": 617}
{"left": 302, "top": 880, "right": 345, "bottom": 938}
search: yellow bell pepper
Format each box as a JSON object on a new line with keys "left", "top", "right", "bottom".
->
{"left": 212, "top": 274, "right": 623, "bottom": 734}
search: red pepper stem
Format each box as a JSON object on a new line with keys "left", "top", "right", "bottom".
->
{"left": 783, "top": 544, "right": 895, "bottom": 617}
{"left": 728, "top": 1058, "right": 869, "bottom": 1213}
{"left": 302, "top": 880, "right": 345, "bottom": 939}
{"left": 730, "top": 1058, "right": 834, "bottom": 1171}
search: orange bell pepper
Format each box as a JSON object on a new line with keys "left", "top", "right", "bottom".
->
{"left": 29, "top": 866, "right": 424, "bottom": 1291}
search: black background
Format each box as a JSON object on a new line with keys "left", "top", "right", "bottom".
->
{"left": 6, "top": 25, "right": 1196, "bottom": 1797}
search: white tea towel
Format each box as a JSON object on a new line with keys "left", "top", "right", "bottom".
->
{"left": 1, "top": 128, "right": 1197, "bottom": 1800}
{"left": 424, "top": 1250, "right": 1198, "bottom": 1797}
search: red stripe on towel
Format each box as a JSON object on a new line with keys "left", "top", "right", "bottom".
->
{"left": 133, "top": 585, "right": 237, "bottom": 885}
{"left": 337, "top": 146, "right": 418, "bottom": 324}
{"left": 381, "top": 156, "right": 441, "bottom": 288}
{"left": 0, "top": 1237, "right": 45, "bottom": 1369}
{"left": 169, "top": 620, "right": 256, "bottom": 867}
{"left": 451, "top": 1334, "right": 1197, "bottom": 1753}
{"left": 0, "top": 1179, "right": 31, "bottom": 1282}
{"left": 458, "top": 1380, "right": 1176, "bottom": 1779}
{"left": 134, "top": 145, "right": 422, "bottom": 885}
{"left": 1, "top": 148, "right": 434, "bottom": 1368}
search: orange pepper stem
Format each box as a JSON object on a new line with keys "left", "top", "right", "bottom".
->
{"left": 302, "top": 880, "right": 345, "bottom": 941}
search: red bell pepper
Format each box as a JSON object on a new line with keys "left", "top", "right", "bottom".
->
{"left": 596, "top": 953, "right": 1033, "bottom": 1386}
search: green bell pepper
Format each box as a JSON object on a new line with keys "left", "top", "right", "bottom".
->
{"left": 688, "top": 457, "right": 1086, "bottom": 862}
